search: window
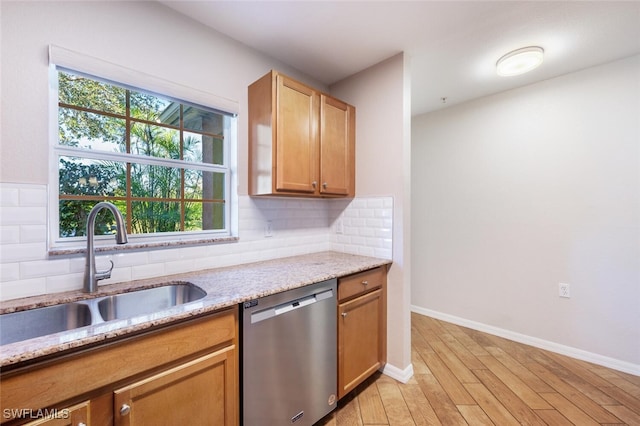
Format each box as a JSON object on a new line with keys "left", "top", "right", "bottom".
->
{"left": 53, "top": 69, "right": 235, "bottom": 243}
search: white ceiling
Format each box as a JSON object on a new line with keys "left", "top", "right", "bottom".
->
{"left": 162, "top": 1, "right": 640, "bottom": 116}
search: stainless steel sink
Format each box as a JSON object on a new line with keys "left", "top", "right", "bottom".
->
{"left": 0, "top": 303, "right": 92, "bottom": 345}
{"left": 98, "top": 283, "right": 207, "bottom": 321}
{"left": 0, "top": 283, "right": 207, "bottom": 345}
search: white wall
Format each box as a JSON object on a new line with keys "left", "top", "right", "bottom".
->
{"left": 331, "top": 54, "right": 413, "bottom": 378}
{"left": 412, "top": 55, "right": 640, "bottom": 372}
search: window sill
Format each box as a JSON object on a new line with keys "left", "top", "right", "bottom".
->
{"left": 48, "top": 236, "right": 239, "bottom": 257}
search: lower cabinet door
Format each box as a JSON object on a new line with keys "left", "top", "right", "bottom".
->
{"left": 113, "top": 346, "right": 237, "bottom": 426}
{"left": 338, "top": 289, "right": 383, "bottom": 399}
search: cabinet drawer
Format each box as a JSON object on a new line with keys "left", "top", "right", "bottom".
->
{"left": 338, "top": 266, "right": 385, "bottom": 302}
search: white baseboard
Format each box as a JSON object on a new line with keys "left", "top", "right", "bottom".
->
{"left": 382, "top": 362, "right": 414, "bottom": 383}
{"left": 411, "top": 305, "right": 640, "bottom": 377}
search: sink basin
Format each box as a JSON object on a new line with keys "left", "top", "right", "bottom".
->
{"left": 0, "top": 303, "right": 92, "bottom": 345}
{"left": 0, "top": 283, "right": 207, "bottom": 345}
{"left": 98, "top": 283, "right": 207, "bottom": 321}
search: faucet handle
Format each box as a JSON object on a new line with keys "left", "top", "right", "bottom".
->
{"left": 95, "top": 260, "right": 114, "bottom": 281}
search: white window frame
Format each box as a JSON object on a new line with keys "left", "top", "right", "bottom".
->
{"left": 48, "top": 45, "right": 238, "bottom": 250}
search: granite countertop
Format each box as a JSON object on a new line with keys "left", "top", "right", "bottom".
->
{"left": 0, "top": 251, "right": 391, "bottom": 368}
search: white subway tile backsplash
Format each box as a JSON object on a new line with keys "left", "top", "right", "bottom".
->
{"left": 147, "top": 247, "right": 185, "bottom": 263}
{"left": 344, "top": 208, "right": 359, "bottom": 218}
{"left": 376, "top": 228, "right": 392, "bottom": 239}
{"left": 366, "top": 198, "right": 384, "bottom": 208}
{"left": 165, "top": 259, "right": 197, "bottom": 276}
{"left": 335, "top": 235, "right": 350, "bottom": 244}
{"left": 131, "top": 263, "right": 166, "bottom": 281}
{"left": 343, "top": 226, "right": 358, "bottom": 236}
{"left": 0, "top": 187, "right": 20, "bottom": 207}
{"left": 0, "top": 226, "right": 20, "bottom": 244}
{"left": 0, "top": 263, "right": 20, "bottom": 282}
{"left": 1, "top": 277, "right": 47, "bottom": 300}
{"left": 351, "top": 199, "right": 367, "bottom": 209}
{"left": 0, "top": 242, "right": 48, "bottom": 263}
{"left": 358, "top": 227, "right": 376, "bottom": 238}
{"left": 329, "top": 196, "right": 393, "bottom": 260}
{"left": 0, "top": 206, "right": 47, "bottom": 226}
{"left": 0, "top": 183, "right": 394, "bottom": 300}
{"left": 193, "top": 253, "right": 226, "bottom": 271}
{"left": 110, "top": 251, "right": 150, "bottom": 268}
{"left": 358, "top": 209, "right": 375, "bottom": 218}
{"left": 20, "top": 259, "right": 70, "bottom": 279}
{"left": 365, "top": 218, "right": 384, "bottom": 228}
{"left": 69, "top": 257, "right": 87, "bottom": 274}
{"left": 19, "top": 187, "right": 48, "bottom": 206}
{"left": 357, "top": 246, "right": 376, "bottom": 257}
{"left": 350, "top": 236, "right": 367, "bottom": 246}
{"left": 349, "top": 218, "right": 366, "bottom": 227}
{"left": 19, "top": 225, "right": 47, "bottom": 243}
{"left": 46, "top": 273, "right": 83, "bottom": 293}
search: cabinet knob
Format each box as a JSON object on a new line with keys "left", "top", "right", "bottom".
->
{"left": 362, "top": 280, "right": 369, "bottom": 286}
{"left": 120, "top": 404, "right": 131, "bottom": 416}
{"left": 78, "top": 423, "right": 87, "bottom": 426}
{"left": 322, "top": 182, "right": 328, "bottom": 189}
{"left": 341, "top": 312, "right": 348, "bottom": 317}
{"left": 312, "top": 181, "right": 317, "bottom": 188}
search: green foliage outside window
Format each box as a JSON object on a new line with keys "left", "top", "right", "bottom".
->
{"left": 57, "top": 70, "right": 228, "bottom": 239}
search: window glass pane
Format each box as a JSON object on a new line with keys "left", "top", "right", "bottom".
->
{"left": 59, "top": 107, "right": 126, "bottom": 151}
{"left": 183, "top": 132, "right": 224, "bottom": 165}
{"left": 184, "top": 170, "right": 225, "bottom": 200}
{"left": 59, "top": 200, "right": 127, "bottom": 238}
{"left": 131, "top": 163, "right": 181, "bottom": 199}
{"left": 59, "top": 156, "right": 125, "bottom": 196}
{"left": 130, "top": 123, "right": 180, "bottom": 159}
{"left": 56, "top": 70, "right": 232, "bottom": 240}
{"left": 130, "top": 91, "right": 173, "bottom": 124}
{"left": 185, "top": 201, "right": 225, "bottom": 231}
{"left": 58, "top": 71, "right": 126, "bottom": 115}
{"left": 130, "top": 201, "right": 181, "bottom": 234}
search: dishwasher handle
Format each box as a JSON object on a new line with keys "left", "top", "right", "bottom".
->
{"left": 250, "top": 288, "right": 334, "bottom": 324}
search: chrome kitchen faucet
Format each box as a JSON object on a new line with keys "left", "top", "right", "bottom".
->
{"left": 84, "top": 202, "right": 128, "bottom": 293}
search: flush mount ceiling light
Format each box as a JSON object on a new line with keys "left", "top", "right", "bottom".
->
{"left": 496, "top": 46, "right": 544, "bottom": 76}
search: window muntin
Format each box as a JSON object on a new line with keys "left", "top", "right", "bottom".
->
{"left": 55, "top": 69, "right": 232, "bottom": 241}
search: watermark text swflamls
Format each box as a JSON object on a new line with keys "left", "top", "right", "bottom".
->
{"left": 3, "top": 408, "right": 70, "bottom": 420}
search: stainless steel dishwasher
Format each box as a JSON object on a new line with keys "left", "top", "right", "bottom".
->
{"left": 242, "top": 279, "right": 337, "bottom": 426}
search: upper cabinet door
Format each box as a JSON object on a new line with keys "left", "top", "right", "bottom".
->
{"left": 248, "top": 70, "right": 355, "bottom": 198}
{"left": 275, "top": 75, "right": 319, "bottom": 194}
{"left": 320, "top": 95, "right": 355, "bottom": 197}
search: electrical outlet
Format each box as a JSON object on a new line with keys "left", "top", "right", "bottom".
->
{"left": 335, "top": 218, "right": 344, "bottom": 234}
{"left": 264, "top": 221, "right": 273, "bottom": 238}
{"left": 559, "top": 282, "right": 570, "bottom": 298}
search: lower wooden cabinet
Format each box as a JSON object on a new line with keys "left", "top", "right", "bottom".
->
{"left": 113, "top": 347, "right": 235, "bottom": 426}
{"left": 1, "top": 308, "right": 238, "bottom": 426}
{"left": 337, "top": 266, "right": 387, "bottom": 399}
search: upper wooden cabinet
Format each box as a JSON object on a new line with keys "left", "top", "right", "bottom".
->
{"left": 249, "top": 70, "right": 355, "bottom": 197}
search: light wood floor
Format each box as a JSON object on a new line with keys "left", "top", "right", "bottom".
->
{"left": 318, "top": 312, "right": 640, "bottom": 425}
